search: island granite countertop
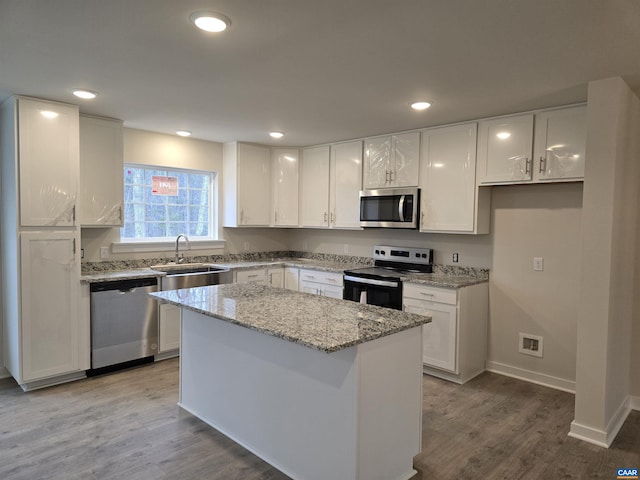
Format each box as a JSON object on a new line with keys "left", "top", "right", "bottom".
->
{"left": 151, "top": 283, "right": 431, "bottom": 353}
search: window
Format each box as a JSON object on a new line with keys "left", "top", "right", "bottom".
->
{"left": 122, "top": 165, "right": 214, "bottom": 240}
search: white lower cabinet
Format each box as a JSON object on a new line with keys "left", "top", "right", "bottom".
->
{"left": 16, "top": 231, "right": 85, "bottom": 386}
{"left": 284, "top": 267, "right": 299, "bottom": 291}
{"left": 159, "top": 303, "right": 181, "bottom": 353}
{"left": 268, "top": 267, "right": 284, "bottom": 288}
{"left": 403, "top": 282, "right": 488, "bottom": 384}
{"left": 298, "top": 269, "right": 343, "bottom": 298}
{"left": 235, "top": 268, "right": 268, "bottom": 285}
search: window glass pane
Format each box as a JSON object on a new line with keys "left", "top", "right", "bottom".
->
{"left": 121, "top": 164, "right": 214, "bottom": 240}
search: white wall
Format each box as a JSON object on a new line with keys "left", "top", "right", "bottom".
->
{"left": 571, "top": 77, "right": 640, "bottom": 446}
{"left": 487, "top": 183, "right": 583, "bottom": 390}
{"left": 81, "top": 128, "right": 289, "bottom": 262}
{"left": 287, "top": 228, "right": 492, "bottom": 268}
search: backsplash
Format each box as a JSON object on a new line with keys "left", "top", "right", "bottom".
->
{"left": 81, "top": 250, "right": 489, "bottom": 279}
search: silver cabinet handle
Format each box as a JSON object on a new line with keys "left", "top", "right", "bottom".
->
{"left": 323, "top": 211, "right": 328, "bottom": 224}
{"left": 525, "top": 158, "right": 531, "bottom": 176}
{"left": 421, "top": 211, "right": 425, "bottom": 227}
{"left": 330, "top": 211, "right": 335, "bottom": 224}
{"left": 539, "top": 156, "right": 547, "bottom": 174}
{"left": 119, "top": 205, "right": 123, "bottom": 222}
{"left": 72, "top": 205, "right": 76, "bottom": 223}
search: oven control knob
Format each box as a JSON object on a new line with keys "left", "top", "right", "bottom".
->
{"left": 380, "top": 250, "right": 386, "bottom": 255}
{"left": 375, "top": 249, "right": 379, "bottom": 254}
{"left": 421, "top": 253, "right": 427, "bottom": 258}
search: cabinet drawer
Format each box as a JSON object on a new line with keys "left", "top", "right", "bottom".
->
{"left": 298, "top": 269, "right": 343, "bottom": 287}
{"left": 403, "top": 283, "right": 457, "bottom": 305}
{"left": 236, "top": 269, "right": 267, "bottom": 284}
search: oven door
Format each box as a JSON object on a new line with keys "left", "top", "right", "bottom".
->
{"left": 343, "top": 276, "right": 402, "bottom": 310}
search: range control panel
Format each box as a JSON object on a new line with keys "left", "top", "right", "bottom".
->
{"left": 373, "top": 245, "right": 433, "bottom": 265}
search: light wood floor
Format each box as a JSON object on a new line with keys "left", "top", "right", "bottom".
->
{"left": 0, "top": 358, "right": 638, "bottom": 479}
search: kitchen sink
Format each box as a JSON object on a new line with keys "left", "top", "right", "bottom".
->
{"left": 151, "top": 263, "right": 233, "bottom": 290}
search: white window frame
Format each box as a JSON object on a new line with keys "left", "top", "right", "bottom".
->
{"left": 112, "top": 164, "right": 225, "bottom": 254}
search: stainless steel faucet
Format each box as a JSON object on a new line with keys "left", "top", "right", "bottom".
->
{"left": 175, "top": 234, "right": 190, "bottom": 264}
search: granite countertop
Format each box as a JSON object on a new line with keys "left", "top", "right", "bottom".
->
{"left": 399, "top": 272, "right": 488, "bottom": 288}
{"left": 81, "top": 256, "right": 488, "bottom": 288}
{"left": 150, "top": 283, "right": 431, "bottom": 353}
{"left": 81, "top": 269, "right": 166, "bottom": 284}
{"left": 212, "top": 258, "right": 365, "bottom": 274}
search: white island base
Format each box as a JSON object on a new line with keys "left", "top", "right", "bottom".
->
{"left": 179, "top": 309, "right": 423, "bottom": 480}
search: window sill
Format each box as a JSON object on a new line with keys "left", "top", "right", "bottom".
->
{"left": 112, "top": 239, "right": 226, "bottom": 254}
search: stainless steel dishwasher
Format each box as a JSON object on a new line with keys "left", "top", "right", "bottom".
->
{"left": 89, "top": 277, "right": 158, "bottom": 374}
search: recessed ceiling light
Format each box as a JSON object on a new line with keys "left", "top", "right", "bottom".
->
{"left": 190, "top": 12, "right": 231, "bottom": 32}
{"left": 410, "top": 101, "right": 432, "bottom": 111}
{"left": 176, "top": 130, "right": 192, "bottom": 137}
{"left": 72, "top": 89, "right": 99, "bottom": 100}
{"left": 269, "top": 131, "right": 284, "bottom": 139}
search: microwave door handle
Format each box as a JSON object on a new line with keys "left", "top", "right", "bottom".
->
{"left": 398, "top": 195, "right": 405, "bottom": 221}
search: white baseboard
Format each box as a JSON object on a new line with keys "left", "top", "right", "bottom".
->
{"left": 0, "top": 367, "right": 10, "bottom": 379}
{"left": 569, "top": 395, "right": 634, "bottom": 448}
{"left": 485, "top": 360, "right": 576, "bottom": 393}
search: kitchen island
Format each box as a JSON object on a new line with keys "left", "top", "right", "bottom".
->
{"left": 151, "top": 283, "right": 430, "bottom": 480}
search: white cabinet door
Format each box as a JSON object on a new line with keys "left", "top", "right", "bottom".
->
{"left": 330, "top": 140, "right": 362, "bottom": 229}
{"left": 319, "top": 284, "right": 343, "bottom": 299}
{"left": 238, "top": 143, "right": 271, "bottom": 226}
{"left": 476, "top": 113, "right": 534, "bottom": 184}
{"left": 236, "top": 268, "right": 268, "bottom": 285}
{"left": 223, "top": 143, "right": 271, "bottom": 227}
{"left": 272, "top": 148, "right": 299, "bottom": 226}
{"left": 18, "top": 97, "right": 79, "bottom": 227}
{"left": 159, "top": 303, "right": 180, "bottom": 353}
{"left": 391, "top": 132, "right": 420, "bottom": 187}
{"left": 420, "top": 123, "right": 483, "bottom": 233}
{"left": 533, "top": 105, "right": 586, "bottom": 182}
{"left": 300, "top": 146, "right": 330, "bottom": 227}
{"left": 79, "top": 115, "right": 123, "bottom": 226}
{"left": 268, "top": 267, "right": 284, "bottom": 288}
{"left": 363, "top": 136, "right": 391, "bottom": 189}
{"left": 299, "top": 280, "right": 320, "bottom": 295}
{"left": 404, "top": 298, "right": 457, "bottom": 372}
{"left": 284, "top": 267, "right": 299, "bottom": 291}
{"left": 363, "top": 132, "right": 420, "bottom": 189}
{"left": 20, "top": 231, "right": 80, "bottom": 381}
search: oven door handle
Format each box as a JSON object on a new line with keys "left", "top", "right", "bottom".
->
{"left": 344, "top": 275, "right": 400, "bottom": 288}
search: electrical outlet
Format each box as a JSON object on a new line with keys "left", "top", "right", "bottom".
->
{"left": 533, "top": 257, "right": 544, "bottom": 271}
{"left": 343, "top": 244, "right": 349, "bottom": 254}
{"left": 243, "top": 242, "right": 250, "bottom": 251}
{"left": 302, "top": 239, "right": 308, "bottom": 250}
{"left": 519, "top": 333, "right": 543, "bottom": 358}
{"left": 100, "top": 246, "right": 109, "bottom": 259}
{"left": 80, "top": 248, "right": 85, "bottom": 259}
{"left": 452, "top": 253, "right": 459, "bottom": 263}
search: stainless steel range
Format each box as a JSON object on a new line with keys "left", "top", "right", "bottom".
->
{"left": 343, "top": 245, "right": 433, "bottom": 310}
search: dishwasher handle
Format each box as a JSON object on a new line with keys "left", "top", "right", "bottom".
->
{"left": 90, "top": 277, "right": 158, "bottom": 293}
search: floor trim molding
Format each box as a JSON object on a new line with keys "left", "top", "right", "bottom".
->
{"left": 0, "top": 367, "right": 10, "bottom": 379}
{"left": 569, "top": 396, "right": 633, "bottom": 448}
{"left": 485, "top": 360, "right": 576, "bottom": 393}
{"left": 629, "top": 395, "right": 640, "bottom": 411}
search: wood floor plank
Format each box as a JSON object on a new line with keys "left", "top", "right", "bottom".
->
{"left": 1, "top": 359, "right": 639, "bottom": 479}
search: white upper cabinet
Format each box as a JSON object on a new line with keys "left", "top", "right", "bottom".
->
{"left": 477, "top": 105, "right": 586, "bottom": 185}
{"left": 300, "top": 146, "right": 331, "bottom": 228}
{"left": 79, "top": 115, "right": 124, "bottom": 227}
{"left": 363, "top": 132, "right": 420, "bottom": 189}
{"left": 419, "top": 123, "right": 490, "bottom": 234}
{"left": 300, "top": 142, "right": 362, "bottom": 230}
{"left": 533, "top": 105, "right": 586, "bottom": 182}
{"left": 223, "top": 142, "right": 271, "bottom": 227}
{"left": 271, "top": 148, "right": 299, "bottom": 227}
{"left": 476, "top": 113, "right": 534, "bottom": 184}
{"left": 17, "top": 97, "right": 79, "bottom": 226}
{"left": 330, "top": 140, "right": 362, "bottom": 229}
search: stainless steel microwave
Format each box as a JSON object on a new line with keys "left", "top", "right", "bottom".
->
{"left": 359, "top": 188, "right": 420, "bottom": 229}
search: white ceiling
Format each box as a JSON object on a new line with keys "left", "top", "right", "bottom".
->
{"left": 1, "top": 0, "right": 639, "bottom": 147}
